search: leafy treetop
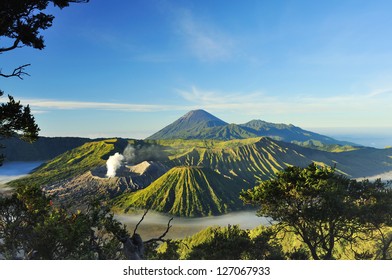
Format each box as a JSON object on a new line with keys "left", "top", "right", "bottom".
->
{"left": 240, "top": 163, "right": 392, "bottom": 260}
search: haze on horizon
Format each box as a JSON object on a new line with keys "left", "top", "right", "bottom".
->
{"left": 1, "top": 0, "right": 392, "bottom": 144}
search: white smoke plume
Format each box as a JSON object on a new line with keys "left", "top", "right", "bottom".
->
{"left": 106, "top": 152, "right": 125, "bottom": 178}
{"left": 123, "top": 144, "right": 135, "bottom": 163}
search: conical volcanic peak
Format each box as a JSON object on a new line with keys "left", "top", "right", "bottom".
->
{"left": 146, "top": 109, "right": 357, "bottom": 146}
{"left": 180, "top": 109, "right": 226, "bottom": 124}
{"left": 146, "top": 109, "right": 227, "bottom": 140}
{"left": 112, "top": 166, "right": 245, "bottom": 217}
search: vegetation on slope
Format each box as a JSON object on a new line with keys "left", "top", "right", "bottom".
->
{"left": 292, "top": 139, "right": 358, "bottom": 152}
{"left": 240, "top": 119, "right": 356, "bottom": 146}
{"left": 240, "top": 164, "right": 392, "bottom": 260}
{"left": 146, "top": 109, "right": 357, "bottom": 147}
{"left": 168, "top": 137, "right": 313, "bottom": 183}
{"left": 112, "top": 166, "right": 246, "bottom": 217}
{"left": 151, "top": 223, "right": 392, "bottom": 260}
{"left": 9, "top": 137, "right": 392, "bottom": 192}
{"left": 9, "top": 138, "right": 129, "bottom": 188}
{"left": 150, "top": 225, "right": 283, "bottom": 260}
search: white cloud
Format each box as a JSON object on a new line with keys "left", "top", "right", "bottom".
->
{"left": 3, "top": 86, "right": 391, "bottom": 129}
{"left": 175, "top": 9, "right": 235, "bottom": 62}
{"left": 368, "top": 89, "right": 392, "bottom": 98}
{"left": 176, "top": 86, "right": 392, "bottom": 127}
{"left": 0, "top": 97, "right": 180, "bottom": 112}
{"left": 178, "top": 86, "right": 263, "bottom": 104}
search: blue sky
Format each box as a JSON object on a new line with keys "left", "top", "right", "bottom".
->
{"left": 1, "top": 0, "right": 392, "bottom": 140}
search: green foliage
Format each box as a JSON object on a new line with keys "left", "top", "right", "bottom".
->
{"left": 112, "top": 166, "right": 246, "bottom": 217}
{"left": 0, "top": 0, "right": 89, "bottom": 54}
{"left": 151, "top": 222, "right": 392, "bottom": 260}
{"left": 1, "top": 0, "right": 88, "bottom": 164}
{"left": 147, "top": 240, "right": 181, "bottom": 260}
{"left": 240, "top": 164, "right": 392, "bottom": 260}
{"left": 0, "top": 91, "right": 40, "bottom": 165}
{"left": 153, "top": 225, "right": 284, "bottom": 260}
{"left": 0, "top": 185, "right": 128, "bottom": 259}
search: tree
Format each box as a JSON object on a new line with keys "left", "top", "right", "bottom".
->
{"left": 0, "top": 91, "right": 39, "bottom": 165}
{"left": 356, "top": 179, "right": 392, "bottom": 259}
{"left": 0, "top": 185, "right": 123, "bottom": 259}
{"left": 0, "top": 0, "right": 89, "bottom": 78}
{"left": 0, "top": 185, "right": 174, "bottom": 260}
{"left": 0, "top": 1, "right": 89, "bottom": 164}
{"left": 240, "top": 164, "right": 392, "bottom": 260}
{"left": 153, "top": 225, "right": 284, "bottom": 260}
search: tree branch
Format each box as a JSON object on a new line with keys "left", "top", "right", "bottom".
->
{"left": 0, "top": 64, "right": 31, "bottom": 79}
{"left": 144, "top": 217, "right": 173, "bottom": 244}
{"left": 0, "top": 39, "right": 21, "bottom": 53}
{"left": 133, "top": 209, "right": 149, "bottom": 236}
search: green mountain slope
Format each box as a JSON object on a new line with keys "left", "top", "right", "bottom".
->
{"left": 146, "top": 109, "right": 358, "bottom": 147}
{"left": 240, "top": 120, "right": 355, "bottom": 146}
{"left": 112, "top": 166, "right": 245, "bottom": 217}
{"left": 8, "top": 137, "right": 392, "bottom": 212}
{"left": 194, "top": 123, "right": 259, "bottom": 140}
{"left": 163, "top": 137, "right": 392, "bottom": 182}
{"left": 9, "top": 138, "right": 129, "bottom": 188}
{"left": 168, "top": 137, "right": 307, "bottom": 184}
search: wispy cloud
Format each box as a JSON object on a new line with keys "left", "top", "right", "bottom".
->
{"left": 3, "top": 86, "right": 391, "bottom": 129}
{"left": 178, "top": 86, "right": 264, "bottom": 104}
{"left": 174, "top": 9, "right": 235, "bottom": 62}
{"left": 177, "top": 86, "right": 392, "bottom": 127}
{"left": 368, "top": 89, "right": 392, "bottom": 98}
{"left": 0, "top": 97, "right": 180, "bottom": 112}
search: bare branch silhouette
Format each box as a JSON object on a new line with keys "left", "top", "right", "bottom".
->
{"left": 0, "top": 64, "right": 31, "bottom": 79}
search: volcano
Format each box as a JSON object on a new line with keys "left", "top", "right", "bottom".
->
{"left": 146, "top": 109, "right": 356, "bottom": 146}
{"left": 146, "top": 109, "right": 228, "bottom": 140}
{"left": 43, "top": 161, "right": 169, "bottom": 209}
{"left": 112, "top": 166, "right": 246, "bottom": 217}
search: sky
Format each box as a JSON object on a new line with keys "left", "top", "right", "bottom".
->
{"left": 1, "top": 0, "right": 392, "bottom": 142}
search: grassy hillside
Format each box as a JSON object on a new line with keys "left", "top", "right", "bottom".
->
{"left": 292, "top": 139, "right": 358, "bottom": 152}
{"left": 240, "top": 119, "right": 356, "bottom": 146}
{"left": 154, "top": 224, "right": 392, "bottom": 260}
{"left": 162, "top": 137, "right": 392, "bottom": 181}
{"left": 9, "top": 138, "right": 129, "bottom": 188}
{"left": 7, "top": 137, "right": 392, "bottom": 211}
{"left": 146, "top": 109, "right": 357, "bottom": 147}
{"left": 112, "top": 166, "right": 246, "bottom": 217}
{"left": 167, "top": 137, "right": 311, "bottom": 184}
{"left": 12, "top": 136, "right": 391, "bottom": 189}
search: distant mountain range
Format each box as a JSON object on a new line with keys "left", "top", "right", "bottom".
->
{"left": 9, "top": 137, "right": 392, "bottom": 215}
{"left": 4, "top": 109, "right": 392, "bottom": 217}
{"left": 147, "top": 109, "right": 356, "bottom": 147}
{"left": 1, "top": 109, "right": 358, "bottom": 163}
{"left": 1, "top": 137, "right": 95, "bottom": 161}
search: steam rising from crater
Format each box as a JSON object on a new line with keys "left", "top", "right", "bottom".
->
{"left": 105, "top": 143, "right": 167, "bottom": 178}
{"left": 106, "top": 152, "right": 125, "bottom": 178}
{"left": 105, "top": 144, "right": 136, "bottom": 178}
{"left": 123, "top": 145, "right": 136, "bottom": 163}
